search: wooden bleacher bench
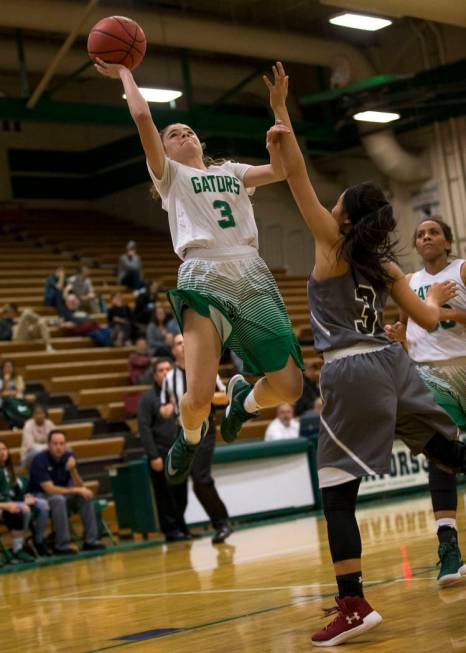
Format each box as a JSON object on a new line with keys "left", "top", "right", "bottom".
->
{"left": 0, "top": 422, "right": 94, "bottom": 449}
{"left": 9, "top": 436, "right": 124, "bottom": 466}
{"left": 46, "top": 372, "right": 130, "bottom": 394}
{"left": 74, "top": 385, "right": 151, "bottom": 407}
{"left": 0, "top": 337, "right": 94, "bottom": 355}
{"left": 24, "top": 359, "right": 129, "bottom": 381}
{"left": 8, "top": 346, "right": 133, "bottom": 368}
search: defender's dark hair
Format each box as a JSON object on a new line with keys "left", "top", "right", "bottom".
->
{"left": 338, "top": 182, "right": 398, "bottom": 292}
{"left": 412, "top": 216, "right": 453, "bottom": 255}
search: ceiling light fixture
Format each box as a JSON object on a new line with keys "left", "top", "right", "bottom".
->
{"left": 353, "top": 110, "right": 400, "bottom": 123}
{"left": 123, "top": 88, "right": 183, "bottom": 103}
{"left": 329, "top": 13, "right": 392, "bottom": 31}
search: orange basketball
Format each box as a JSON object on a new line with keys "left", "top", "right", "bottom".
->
{"left": 87, "top": 16, "right": 147, "bottom": 70}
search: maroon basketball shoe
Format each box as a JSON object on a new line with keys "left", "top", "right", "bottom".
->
{"left": 311, "top": 596, "right": 382, "bottom": 647}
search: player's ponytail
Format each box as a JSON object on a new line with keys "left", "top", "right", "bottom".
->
{"left": 338, "top": 182, "right": 398, "bottom": 292}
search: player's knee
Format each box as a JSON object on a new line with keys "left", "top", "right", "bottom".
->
{"left": 183, "top": 392, "right": 211, "bottom": 414}
{"left": 280, "top": 374, "right": 303, "bottom": 404}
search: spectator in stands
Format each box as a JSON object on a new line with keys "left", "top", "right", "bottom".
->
{"left": 133, "top": 280, "right": 160, "bottom": 328}
{"left": 138, "top": 358, "right": 191, "bottom": 542}
{"left": 66, "top": 265, "right": 100, "bottom": 314}
{"left": 21, "top": 403, "right": 55, "bottom": 468}
{"left": 0, "top": 360, "right": 25, "bottom": 397}
{"left": 265, "top": 403, "right": 300, "bottom": 442}
{"left": 107, "top": 292, "right": 133, "bottom": 346}
{"left": 28, "top": 430, "right": 105, "bottom": 555}
{"left": 118, "top": 241, "right": 144, "bottom": 290}
{"left": 0, "top": 441, "right": 49, "bottom": 561}
{"left": 44, "top": 266, "right": 66, "bottom": 308}
{"left": 161, "top": 334, "right": 232, "bottom": 544}
{"left": 58, "top": 294, "right": 98, "bottom": 336}
{"left": 299, "top": 397, "right": 323, "bottom": 439}
{"left": 147, "top": 304, "right": 177, "bottom": 357}
{"left": 0, "top": 304, "right": 17, "bottom": 341}
{"left": 294, "top": 360, "right": 321, "bottom": 417}
{"left": 128, "top": 338, "right": 152, "bottom": 384}
{"left": 0, "top": 304, "right": 53, "bottom": 352}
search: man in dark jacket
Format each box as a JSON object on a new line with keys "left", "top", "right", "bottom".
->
{"left": 137, "top": 358, "right": 190, "bottom": 542}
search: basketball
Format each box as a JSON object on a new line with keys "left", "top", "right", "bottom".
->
{"left": 87, "top": 16, "right": 147, "bottom": 70}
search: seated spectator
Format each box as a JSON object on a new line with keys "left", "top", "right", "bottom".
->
{"left": 147, "top": 304, "right": 176, "bottom": 357}
{"left": 128, "top": 338, "right": 152, "bottom": 384}
{"left": 0, "top": 304, "right": 53, "bottom": 352}
{"left": 21, "top": 403, "right": 56, "bottom": 468}
{"left": 28, "top": 430, "right": 105, "bottom": 555}
{"left": 107, "top": 292, "right": 132, "bottom": 346}
{"left": 0, "top": 360, "right": 25, "bottom": 397}
{"left": 0, "top": 304, "right": 16, "bottom": 341}
{"left": 265, "top": 404, "right": 300, "bottom": 442}
{"left": 65, "top": 265, "right": 100, "bottom": 314}
{"left": 299, "top": 397, "right": 323, "bottom": 439}
{"left": 0, "top": 441, "right": 49, "bottom": 561}
{"left": 294, "top": 360, "right": 321, "bottom": 417}
{"left": 44, "top": 266, "right": 66, "bottom": 307}
{"left": 118, "top": 241, "right": 144, "bottom": 290}
{"left": 133, "top": 280, "right": 160, "bottom": 327}
{"left": 58, "top": 294, "right": 98, "bottom": 335}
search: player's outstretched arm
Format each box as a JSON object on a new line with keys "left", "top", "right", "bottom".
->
{"left": 388, "top": 262, "right": 457, "bottom": 331}
{"left": 94, "top": 59, "right": 165, "bottom": 178}
{"left": 263, "top": 62, "right": 339, "bottom": 248}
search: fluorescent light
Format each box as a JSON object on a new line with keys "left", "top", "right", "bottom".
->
{"left": 123, "top": 88, "right": 182, "bottom": 103}
{"left": 353, "top": 111, "right": 400, "bottom": 124}
{"left": 330, "top": 13, "right": 392, "bottom": 31}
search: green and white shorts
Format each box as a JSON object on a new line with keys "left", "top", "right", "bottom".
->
{"left": 416, "top": 358, "right": 466, "bottom": 432}
{"left": 168, "top": 248, "right": 304, "bottom": 376}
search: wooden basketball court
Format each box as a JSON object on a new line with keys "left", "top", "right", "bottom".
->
{"left": 2, "top": 489, "right": 465, "bottom": 652}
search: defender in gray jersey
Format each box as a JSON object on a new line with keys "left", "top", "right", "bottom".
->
{"left": 265, "top": 62, "right": 466, "bottom": 647}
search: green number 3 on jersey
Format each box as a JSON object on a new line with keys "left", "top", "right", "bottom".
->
{"left": 213, "top": 200, "right": 236, "bottom": 229}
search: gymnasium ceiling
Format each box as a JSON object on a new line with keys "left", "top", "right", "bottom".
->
{"left": 0, "top": 0, "right": 465, "bottom": 157}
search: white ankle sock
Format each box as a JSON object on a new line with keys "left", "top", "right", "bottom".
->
{"left": 243, "top": 389, "right": 262, "bottom": 414}
{"left": 437, "top": 518, "right": 456, "bottom": 531}
{"left": 12, "top": 537, "right": 23, "bottom": 553}
{"left": 183, "top": 424, "right": 202, "bottom": 445}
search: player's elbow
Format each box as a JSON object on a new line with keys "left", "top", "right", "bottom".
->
{"left": 132, "top": 108, "right": 152, "bottom": 125}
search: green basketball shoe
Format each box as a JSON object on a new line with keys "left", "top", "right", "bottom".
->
{"left": 221, "top": 374, "right": 258, "bottom": 443}
{"left": 165, "top": 420, "right": 208, "bottom": 485}
{"left": 437, "top": 542, "right": 466, "bottom": 587}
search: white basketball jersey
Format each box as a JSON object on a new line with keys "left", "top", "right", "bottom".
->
{"left": 147, "top": 158, "right": 258, "bottom": 260}
{"left": 406, "top": 259, "right": 466, "bottom": 362}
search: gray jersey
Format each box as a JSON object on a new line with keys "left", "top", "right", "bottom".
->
{"left": 307, "top": 267, "right": 390, "bottom": 351}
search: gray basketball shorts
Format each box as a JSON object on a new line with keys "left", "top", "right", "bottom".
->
{"left": 317, "top": 343, "right": 458, "bottom": 488}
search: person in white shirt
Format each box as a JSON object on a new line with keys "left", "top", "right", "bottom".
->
{"left": 94, "top": 59, "right": 304, "bottom": 487}
{"left": 386, "top": 216, "right": 466, "bottom": 587}
{"left": 21, "top": 403, "right": 56, "bottom": 468}
{"left": 264, "top": 403, "right": 300, "bottom": 442}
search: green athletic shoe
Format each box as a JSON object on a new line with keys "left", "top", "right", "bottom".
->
{"left": 220, "top": 374, "right": 258, "bottom": 443}
{"left": 437, "top": 542, "right": 466, "bottom": 587}
{"left": 165, "top": 420, "right": 208, "bottom": 485}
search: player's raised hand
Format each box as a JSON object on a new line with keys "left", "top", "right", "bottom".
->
{"left": 94, "top": 57, "right": 128, "bottom": 79}
{"left": 263, "top": 61, "right": 289, "bottom": 111}
{"left": 266, "top": 120, "right": 291, "bottom": 154}
{"left": 426, "top": 280, "right": 457, "bottom": 305}
{"left": 384, "top": 321, "right": 406, "bottom": 342}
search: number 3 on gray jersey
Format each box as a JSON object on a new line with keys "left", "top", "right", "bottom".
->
{"left": 354, "top": 284, "right": 377, "bottom": 335}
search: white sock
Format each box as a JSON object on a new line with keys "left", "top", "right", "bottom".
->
{"left": 12, "top": 537, "right": 23, "bottom": 553}
{"left": 437, "top": 518, "right": 456, "bottom": 531}
{"left": 182, "top": 424, "right": 202, "bottom": 445}
{"left": 243, "top": 389, "right": 262, "bottom": 414}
